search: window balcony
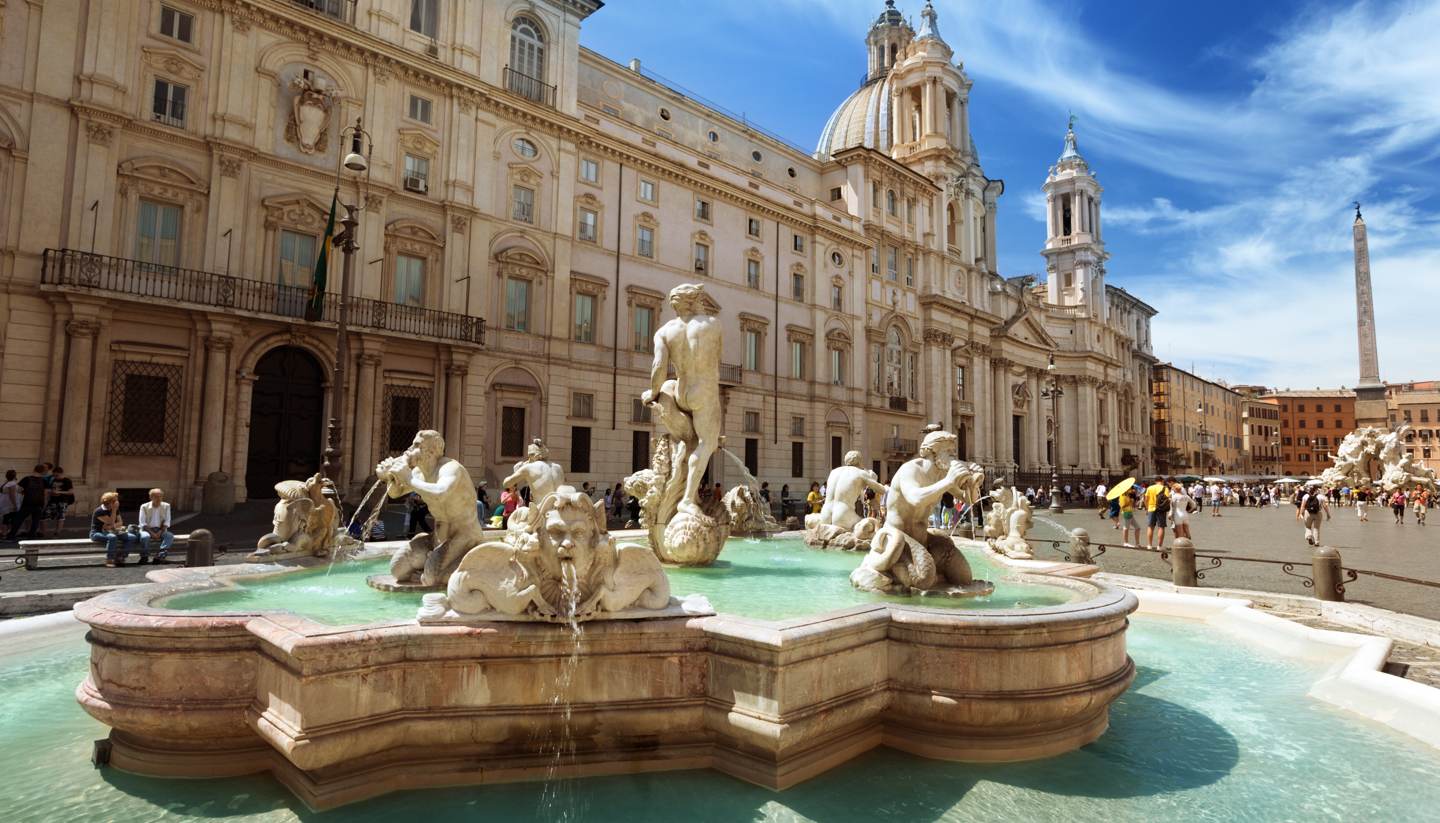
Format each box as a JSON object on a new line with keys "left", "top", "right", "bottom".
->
{"left": 719, "top": 363, "right": 742, "bottom": 385}
{"left": 42, "top": 249, "right": 485, "bottom": 346}
{"left": 884, "top": 437, "right": 918, "bottom": 455}
{"left": 504, "top": 66, "right": 556, "bottom": 108}
{"left": 887, "top": 396, "right": 909, "bottom": 412}
{"left": 288, "top": 0, "right": 356, "bottom": 25}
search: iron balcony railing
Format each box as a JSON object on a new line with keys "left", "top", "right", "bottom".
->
{"left": 504, "top": 66, "right": 556, "bottom": 108}
{"left": 884, "top": 437, "right": 918, "bottom": 454}
{"left": 42, "top": 249, "right": 484, "bottom": 346}
{"left": 719, "top": 363, "right": 742, "bottom": 384}
{"left": 288, "top": 0, "right": 357, "bottom": 25}
{"left": 887, "top": 396, "right": 909, "bottom": 412}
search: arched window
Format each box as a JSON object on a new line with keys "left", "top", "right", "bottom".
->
{"left": 885, "top": 327, "right": 904, "bottom": 396}
{"left": 886, "top": 190, "right": 897, "bottom": 216}
{"left": 510, "top": 16, "right": 546, "bottom": 81}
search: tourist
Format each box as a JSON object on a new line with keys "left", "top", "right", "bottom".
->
{"left": 1143, "top": 476, "right": 1170, "bottom": 551}
{"left": 41, "top": 465, "right": 75, "bottom": 537}
{"left": 0, "top": 468, "right": 17, "bottom": 533}
{"left": 1119, "top": 486, "right": 1139, "bottom": 547}
{"left": 625, "top": 493, "right": 641, "bottom": 526}
{"left": 759, "top": 481, "right": 772, "bottom": 509}
{"left": 610, "top": 482, "right": 626, "bottom": 522}
{"left": 476, "top": 481, "right": 491, "bottom": 515}
{"left": 407, "top": 492, "right": 433, "bottom": 537}
{"left": 602, "top": 485, "right": 613, "bottom": 513}
{"left": 1415, "top": 491, "right": 1429, "bottom": 526}
{"left": 1296, "top": 486, "right": 1331, "bottom": 546}
{"left": 807, "top": 482, "right": 822, "bottom": 515}
{"left": 1208, "top": 482, "right": 1223, "bottom": 516}
{"left": 500, "top": 484, "right": 520, "bottom": 528}
{"left": 780, "top": 484, "right": 792, "bottom": 519}
{"left": 1095, "top": 481, "right": 1107, "bottom": 516}
{"left": 1391, "top": 489, "right": 1407, "bottom": 524}
{"left": 1169, "top": 480, "right": 1195, "bottom": 541}
{"left": 1356, "top": 491, "right": 1369, "bottom": 521}
{"left": 1107, "top": 489, "right": 1121, "bottom": 530}
{"left": 939, "top": 490, "right": 954, "bottom": 528}
{"left": 137, "top": 488, "right": 173, "bottom": 564}
{"left": 92, "top": 491, "right": 138, "bottom": 567}
{"left": 714, "top": 481, "right": 724, "bottom": 504}
{"left": 5, "top": 464, "right": 48, "bottom": 541}
{"left": 581, "top": 481, "right": 594, "bottom": 499}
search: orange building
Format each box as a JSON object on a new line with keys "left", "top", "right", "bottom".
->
{"left": 1387, "top": 388, "right": 1440, "bottom": 474}
{"left": 1267, "top": 390, "right": 1356, "bottom": 476}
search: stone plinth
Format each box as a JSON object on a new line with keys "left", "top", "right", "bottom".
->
{"left": 74, "top": 565, "right": 1135, "bottom": 810}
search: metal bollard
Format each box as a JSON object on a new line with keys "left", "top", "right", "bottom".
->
{"left": 186, "top": 528, "right": 215, "bottom": 568}
{"left": 1170, "top": 537, "right": 1197, "bottom": 587}
{"left": 1312, "top": 545, "right": 1345, "bottom": 602}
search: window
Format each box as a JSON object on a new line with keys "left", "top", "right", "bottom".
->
{"left": 886, "top": 246, "right": 898, "bottom": 280}
{"left": 504, "top": 277, "right": 530, "bottom": 332}
{"left": 637, "top": 226, "right": 654, "bottom": 258}
{"left": 404, "top": 154, "right": 430, "bottom": 189}
{"left": 276, "top": 230, "right": 316, "bottom": 291}
{"left": 513, "top": 137, "right": 538, "bottom": 158}
{"left": 580, "top": 157, "right": 600, "bottom": 184}
{"left": 135, "top": 199, "right": 182, "bottom": 267}
{"left": 407, "top": 94, "right": 433, "bottom": 124}
{"left": 830, "top": 348, "right": 845, "bottom": 386}
{"left": 746, "top": 258, "right": 762, "bottom": 290}
{"left": 410, "top": 0, "right": 438, "bottom": 37}
{"left": 631, "top": 398, "right": 653, "bottom": 424}
{"left": 906, "top": 198, "right": 915, "bottom": 222}
{"left": 1283, "top": 436, "right": 1292, "bottom": 446}
{"left": 639, "top": 178, "right": 657, "bottom": 203}
{"left": 743, "top": 411, "right": 760, "bottom": 433}
{"left": 744, "top": 329, "right": 761, "bottom": 371}
{"left": 382, "top": 386, "right": 432, "bottom": 453}
{"left": 577, "top": 208, "right": 598, "bottom": 243}
{"left": 708, "top": 130, "right": 719, "bottom": 142}
{"left": 791, "top": 416, "right": 806, "bottom": 437}
{"left": 634, "top": 305, "right": 655, "bottom": 352}
{"left": 631, "top": 430, "right": 650, "bottom": 473}
{"left": 159, "top": 5, "right": 194, "bottom": 43}
{"left": 871, "top": 182, "right": 881, "bottom": 210}
{"left": 394, "top": 254, "right": 425, "bottom": 306}
{"left": 694, "top": 243, "right": 709, "bottom": 275}
{"left": 955, "top": 365, "right": 966, "bottom": 400}
{"left": 500, "top": 407, "right": 527, "bottom": 459}
{"left": 829, "top": 187, "right": 843, "bottom": 202}
{"left": 831, "top": 282, "right": 843, "bottom": 310}
{"left": 1334, "top": 403, "right": 1342, "bottom": 413}
{"left": 745, "top": 438, "right": 759, "bottom": 476}
{"left": 106, "top": 361, "right": 182, "bottom": 456}
{"left": 830, "top": 250, "right": 845, "bottom": 268}
{"left": 694, "top": 198, "right": 712, "bottom": 222}
{"left": 1299, "top": 419, "right": 1306, "bottom": 429}
{"left": 1424, "top": 410, "right": 1431, "bottom": 423}
{"left": 573, "top": 293, "right": 596, "bottom": 343}
{"left": 659, "top": 107, "right": 671, "bottom": 121}
{"left": 791, "top": 441, "right": 804, "bottom": 478}
{"left": 752, "top": 150, "right": 763, "bottom": 162}
{"left": 791, "top": 340, "right": 807, "bottom": 379}
{"left": 510, "top": 15, "right": 545, "bottom": 79}
{"left": 512, "top": 185, "right": 534, "bottom": 223}
{"left": 747, "top": 217, "right": 761, "bottom": 238}
{"left": 571, "top": 426, "right": 592, "bottom": 473}
{"left": 791, "top": 272, "right": 805, "bottom": 301}
{"left": 886, "top": 190, "right": 897, "bottom": 216}
{"left": 571, "top": 391, "right": 595, "bottom": 418}
{"left": 793, "top": 234, "right": 805, "bottom": 253}
{"left": 904, "top": 256, "right": 914, "bottom": 287}
{"left": 151, "top": 79, "right": 187, "bottom": 127}
{"left": 1298, "top": 404, "right": 1306, "bottom": 413}
{"left": 1334, "top": 419, "right": 1344, "bottom": 428}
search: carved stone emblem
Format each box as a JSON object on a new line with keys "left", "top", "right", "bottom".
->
{"left": 286, "top": 70, "right": 337, "bottom": 155}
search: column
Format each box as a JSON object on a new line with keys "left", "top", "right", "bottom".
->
{"left": 1078, "top": 379, "right": 1098, "bottom": 469}
{"left": 59, "top": 319, "right": 100, "bottom": 479}
{"left": 231, "top": 373, "right": 257, "bottom": 501}
{"left": 951, "top": 93, "right": 962, "bottom": 148}
{"left": 1028, "top": 371, "right": 1044, "bottom": 469}
{"left": 889, "top": 89, "right": 901, "bottom": 148}
{"left": 992, "top": 360, "right": 1011, "bottom": 472}
{"left": 350, "top": 353, "right": 382, "bottom": 484}
{"left": 971, "top": 351, "right": 990, "bottom": 462}
{"left": 959, "top": 95, "right": 970, "bottom": 153}
{"left": 923, "top": 78, "right": 936, "bottom": 136}
{"left": 197, "top": 336, "right": 232, "bottom": 478}
{"left": 444, "top": 361, "right": 467, "bottom": 450}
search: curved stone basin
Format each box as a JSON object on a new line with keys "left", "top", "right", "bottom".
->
{"left": 73, "top": 536, "right": 1136, "bottom": 810}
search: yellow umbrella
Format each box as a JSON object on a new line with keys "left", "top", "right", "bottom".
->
{"left": 1106, "top": 477, "right": 1137, "bottom": 500}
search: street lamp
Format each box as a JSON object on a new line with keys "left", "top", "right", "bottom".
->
{"left": 321, "top": 117, "right": 372, "bottom": 492}
{"left": 1195, "top": 402, "right": 1208, "bottom": 474}
{"left": 1042, "top": 354, "right": 1064, "bottom": 514}
{"left": 1270, "top": 438, "right": 1280, "bottom": 476}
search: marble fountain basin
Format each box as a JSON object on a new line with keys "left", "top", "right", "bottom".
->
{"left": 73, "top": 537, "right": 1135, "bottom": 810}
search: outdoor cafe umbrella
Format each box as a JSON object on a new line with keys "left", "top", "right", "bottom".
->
{"left": 1275, "top": 478, "right": 1302, "bottom": 485}
{"left": 1105, "top": 477, "right": 1137, "bottom": 500}
{"left": 1203, "top": 476, "right": 1228, "bottom": 483}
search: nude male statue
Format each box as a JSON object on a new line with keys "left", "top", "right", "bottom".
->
{"left": 816, "top": 450, "right": 888, "bottom": 531}
{"left": 503, "top": 438, "right": 565, "bottom": 505}
{"left": 378, "top": 430, "right": 486, "bottom": 584}
{"left": 641, "top": 283, "right": 722, "bottom": 517}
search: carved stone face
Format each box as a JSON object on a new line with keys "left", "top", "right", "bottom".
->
{"left": 534, "top": 492, "right": 608, "bottom": 589}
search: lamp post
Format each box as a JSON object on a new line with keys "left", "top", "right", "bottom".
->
{"left": 1195, "top": 403, "right": 1209, "bottom": 475}
{"left": 1042, "top": 354, "right": 1064, "bottom": 514}
{"left": 1270, "top": 438, "right": 1280, "bottom": 477}
{"left": 320, "top": 117, "right": 372, "bottom": 491}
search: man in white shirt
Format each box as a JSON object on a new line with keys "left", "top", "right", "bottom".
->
{"left": 138, "top": 488, "right": 174, "bottom": 563}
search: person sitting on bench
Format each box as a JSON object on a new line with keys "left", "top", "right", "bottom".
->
{"left": 138, "top": 488, "right": 174, "bottom": 563}
{"left": 92, "top": 491, "right": 139, "bottom": 567}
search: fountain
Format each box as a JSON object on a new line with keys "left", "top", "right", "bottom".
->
{"left": 984, "top": 485, "right": 1037, "bottom": 559}
{"left": 246, "top": 474, "right": 342, "bottom": 561}
{"left": 720, "top": 447, "right": 783, "bottom": 536}
{"left": 804, "top": 449, "right": 886, "bottom": 550}
{"left": 1321, "top": 424, "right": 1439, "bottom": 492}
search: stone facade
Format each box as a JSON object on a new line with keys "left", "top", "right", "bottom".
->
{"left": 0, "top": 0, "right": 1155, "bottom": 508}
{"left": 1152, "top": 363, "right": 1245, "bottom": 475}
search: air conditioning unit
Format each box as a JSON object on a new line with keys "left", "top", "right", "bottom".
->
{"left": 425, "top": 42, "right": 439, "bottom": 58}
{"left": 403, "top": 176, "right": 428, "bottom": 194}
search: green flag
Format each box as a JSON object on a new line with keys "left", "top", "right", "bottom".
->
{"left": 305, "top": 192, "right": 339, "bottom": 322}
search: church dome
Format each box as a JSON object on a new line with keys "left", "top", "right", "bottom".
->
{"left": 814, "top": 76, "right": 893, "bottom": 159}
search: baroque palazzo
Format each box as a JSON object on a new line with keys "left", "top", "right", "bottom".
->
{"left": 0, "top": 0, "right": 1155, "bottom": 508}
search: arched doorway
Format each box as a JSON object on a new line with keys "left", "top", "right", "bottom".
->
{"left": 247, "top": 346, "right": 325, "bottom": 498}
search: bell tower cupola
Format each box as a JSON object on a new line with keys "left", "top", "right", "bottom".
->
{"left": 1042, "top": 119, "right": 1107, "bottom": 314}
{"left": 866, "top": 1, "right": 913, "bottom": 82}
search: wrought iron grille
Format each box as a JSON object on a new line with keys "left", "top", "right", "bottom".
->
{"left": 106, "top": 361, "right": 183, "bottom": 456}
{"left": 382, "top": 384, "right": 432, "bottom": 455}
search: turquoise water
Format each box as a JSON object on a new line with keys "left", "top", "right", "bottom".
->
{"left": 7, "top": 615, "right": 1440, "bottom": 821}
{"left": 161, "top": 537, "right": 1077, "bottom": 625}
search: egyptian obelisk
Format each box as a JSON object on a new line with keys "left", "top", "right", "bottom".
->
{"left": 1351, "top": 203, "right": 1388, "bottom": 428}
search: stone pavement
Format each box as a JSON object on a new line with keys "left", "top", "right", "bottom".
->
{"left": 1029, "top": 503, "right": 1440, "bottom": 621}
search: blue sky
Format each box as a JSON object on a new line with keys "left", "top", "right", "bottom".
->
{"left": 581, "top": 0, "right": 1440, "bottom": 389}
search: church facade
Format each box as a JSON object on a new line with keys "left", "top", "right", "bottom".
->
{"left": 0, "top": 0, "right": 1155, "bottom": 508}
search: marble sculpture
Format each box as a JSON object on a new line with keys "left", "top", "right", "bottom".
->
{"left": 850, "top": 430, "right": 992, "bottom": 595}
{"left": 502, "top": 438, "right": 566, "bottom": 509}
{"left": 378, "top": 430, "right": 487, "bottom": 587}
{"left": 624, "top": 284, "right": 730, "bottom": 565}
{"left": 250, "top": 473, "right": 341, "bottom": 559}
{"left": 805, "top": 450, "right": 887, "bottom": 550}
{"left": 1321, "top": 424, "right": 1439, "bottom": 493}
{"left": 984, "top": 486, "right": 1036, "bottom": 559}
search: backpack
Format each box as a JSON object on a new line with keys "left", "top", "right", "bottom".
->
{"left": 1305, "top": 494, "right": 1321, "bottom": 514}
{"left": 1153, "top": 486, "right": 1170, "bottom": 514}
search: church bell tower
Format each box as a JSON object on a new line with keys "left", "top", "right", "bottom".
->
{"left": 1042, "top": 121, "right": 1107, "bottom": 316}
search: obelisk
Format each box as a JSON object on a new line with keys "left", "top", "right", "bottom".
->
{"left": 1351, "top": 203, "right": 1388, "bottom": 429}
